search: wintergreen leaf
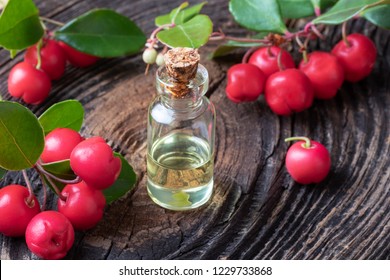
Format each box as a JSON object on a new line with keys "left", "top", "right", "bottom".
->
{"left": 41, "top": 160, "right": 76, "bottom": 181}
{"left": 0, "top": 167, "right": 6, "bottom": 180}
{"left": 0, "top": 0, "right": 44, "bottom": 50}
{"left": 55, "top": 9, "right": 146, "bottom": 57}
{"left": 363, "top": 4, "right": 390, "bottom": 29}
{"left": 103, "top": 153, "right": 136, "bottom": 204}
{"left": 210, "top": 39, "right": 266, "bottom": 58}
{"left": 155, "top": 2, "right": 207, "bottom": 26}
{"left": 229, "top": 0, "right": 288, "bottom": 33}
{"left": 310, "top": 0, "right": 338, "bottom": 10}
{"left": 38, "top": 100, "right": 84, "bottom": 135}
{"left": 312, "top": 0, "right": 389, "bottom": 25}
{"left": 278, "top": 0, "right": 314, "bottom": 19}
{"left": 0, "top": 101, "right": 44, "bottom": 171}
{"left": 157, "top": 15, "right": 212, "bottom": 48}
{"left": 9, "top": 49, "right": 19, "bottom": 58}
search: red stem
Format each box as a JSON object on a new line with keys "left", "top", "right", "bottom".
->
{"left": 22, "top": 170, "right": 35, "bottom": 207}
{"left": 44, "top": 173, "right": 67, "bottom": 201}
{"left": 35, "top": 162, "right": 81, "bottom": 185}
{"left": 37, "top": 172, "right": 48, "bottom": 211}
{"left": 242, "top": 47, "right": 257, "bottom": 63}
{"left": 277, "top": 49, "right": 285, "bottom": 71}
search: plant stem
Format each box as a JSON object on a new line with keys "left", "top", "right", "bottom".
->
{"left": 44, "top": 173, "right": 67, "bottom": 201}
{"left": 342, "top": 21, "right": 351, "bottom": 47}
{"left": 35, "top": 39, "right": 43, "bottom": 70}
{"left": 285, "top": 136, "right": 312, "bottom": 148}
{"left": 21, "top": 170, "right": 35, "bottom": 207}
{"left": 150, "top": 23, "right": 175, "bottom": 40}
{"left": 35, "top": 163, "right": 81, "bottom": 185}
{"left": 40, "top": 16, "right": 64, "bottom": 27}
{"left": 242, "top": 47, "right": 257, "bottom": 63}
{"left": 314, "top": 7, "right": 321, "bottom": 17}
{"left": 209, "top": 33, "right": 269, "bottom": 44}
{"left": 37, "top": 172, "right": 48, "bottom": 211}
{"left": 277, "top": 49, "right": 285, "bottom": 71}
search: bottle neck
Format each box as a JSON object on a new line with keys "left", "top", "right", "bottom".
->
{"left": 156, "top": 64, "right": 209, "bottom": 110}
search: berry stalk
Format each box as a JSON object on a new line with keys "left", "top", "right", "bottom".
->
{"left": 285, "top": 136, "right": 312, "bottom": 149}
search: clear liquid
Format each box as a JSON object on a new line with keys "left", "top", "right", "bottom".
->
{"left": 147, "top": 132, "right": 214, "bottom": 210}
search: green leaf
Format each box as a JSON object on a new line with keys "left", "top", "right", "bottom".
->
{"left": 41, "top": 160, "right": 76, "bottom": 181}
{"left": 9, "top": 49, "right": 19, "bottom": 58}
{"left": 313, "top": 0, "right": 389, "bottom": 25}
{"left": 103, "top": 153, "right": 136, "bottom": 204}
{"left": 229, "top": 0, "right": 288, "bottom": 33}
{"left": 55, "top": 9, "right": 146, "bottom": 57}
{"left": 157, "top": 15, "right": 212, "bottom": 48}
{"left": 0, "top": 101, "right": 44, "bottom": 170}
{"left": 278, "top": 0, "right": 315, "bottom": 19}
{"left": 310, "top": 0, "right": 338, "bottom": 10}
{"left": 38, "top": 100, "right": 84, "bottom": 135}
{"left": 363, "top": 4, "right": 390, "bottom": 29}
{"left": 0, "top": 0, "right": 44, "bottom": 50}
{"left": 0, "top": 167, "right": 6, "bottom": 180}
{"left": 155, "top": 2, "right": 207, "bottom": 26}
{"left": 210, "top": 39, "right": 266, "bottom": 58}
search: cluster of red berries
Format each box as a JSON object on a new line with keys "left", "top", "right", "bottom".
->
{"left": 0, "top": 128, "right": 121, "bottom": 259}
{"left": 8, "top": 38, "right": 99, "bottom": 105}
{"left": 225, "top": 33, "right": 377, "bottom": 115}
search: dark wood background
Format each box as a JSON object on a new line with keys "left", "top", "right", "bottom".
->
{"left": 0, "top": 0, "right": 389, "bottom": 260}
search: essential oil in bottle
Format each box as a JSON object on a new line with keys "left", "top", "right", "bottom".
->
{"left": 146, "top": 48, "right": 216, "bottom": 210}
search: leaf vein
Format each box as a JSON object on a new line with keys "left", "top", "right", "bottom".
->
{"left": 0, "top": 118, "right": 32, "bottom": 167}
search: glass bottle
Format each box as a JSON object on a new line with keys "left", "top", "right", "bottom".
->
{"left": 147, "top": 48, "right": 216, "bottom": 211}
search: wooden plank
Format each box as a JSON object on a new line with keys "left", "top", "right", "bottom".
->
{"left": 0, "top": 0, "right": 389, "bottom": 260}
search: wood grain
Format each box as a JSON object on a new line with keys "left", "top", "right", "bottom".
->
{"left": 0, "top": 0, "right": 389, "bottom": 260}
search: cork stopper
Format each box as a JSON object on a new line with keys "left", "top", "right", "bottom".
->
{"left": 163, "top": 47, "right": 200, "bottom": 98}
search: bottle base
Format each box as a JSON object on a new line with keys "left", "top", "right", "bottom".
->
{"left": 147, "top": 178, "right": 213, "bottom": 211}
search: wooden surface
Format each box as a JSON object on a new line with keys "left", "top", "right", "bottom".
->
{"left": 0, "top": 0, "right": 389, "bottom": 260}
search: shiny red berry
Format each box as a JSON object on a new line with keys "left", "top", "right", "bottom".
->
{"left": 24, "top": 39, "right": 67, "bottom": 80}
{"left": 41, "top": 128, "right": 84, "bottom": 163}
{"left": 57, "top": 181, "right": 106, "bottom": 230}
{"left": 0, "top": 185, "right": 40, "bottom": 237}
{"left": 25, "top": 211, "right": 74, "bottom": 260}
{"left": 226, "top": 63, "right": 266, "bottom": 103}
{"left": 58, "top": 41, "right": 99, "bottom": 67}
{"left": 265, "top": 69, "right": 314, "bottom": 116}
{"left": 8, "top": 62, "right": 51, "bottom": 104}
{"left": 70, "top": 137, "right": 122, "bottom": 190}
{"left": 285, "top": 137, "right": 331, "bottom": 184}
{"left": 299, "top": 51, "right": 344, "bottom": 99}
{"left": 331, "top": 33, "right": 377, "bottom": 82}
{"left": 249, "top": 46, "right": 295, "bottom": 78}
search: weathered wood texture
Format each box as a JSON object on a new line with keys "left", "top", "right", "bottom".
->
{"left": 0, "top": 0, "right": 389, "bottom": 260}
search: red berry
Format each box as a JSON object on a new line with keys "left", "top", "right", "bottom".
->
{"left": 331, "top": 33, "right": 377, "bottom": 82}
{"left": 248, "top": 46, "right": 295, "bottom": 79}
{"left": 24, "top": 39, "right": 67, "bottom": 80}
{"left": 41, "top": 128, "right": 84, "bottom": 163}
{"left": 285, "top": 138, "right": 331, "bottom": 184}
{"left": 226, "top": 63, "right": 266, "bottom": 103}
{"left": 70, "top": 137, "right": 122, "bottom": 190}
{"left": 25, "top": 211, "right": 74, "bottom": 260}
{"left": 299, "top": 51, "right": 344, "bottom": 99}
{"left": 8, "top": 62, "right": 51, "bottom": 104}
{"left": 265, "top": 69, "right": 314, "bottom": 116}
{"left": 57, "top": 181, "right": 106, "bottom": 230}
{"left": 58, "top": 41, "right": 99, "bottom": 67}
{"left": 0, "top": 185, "right": 40, "bottom": 237}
